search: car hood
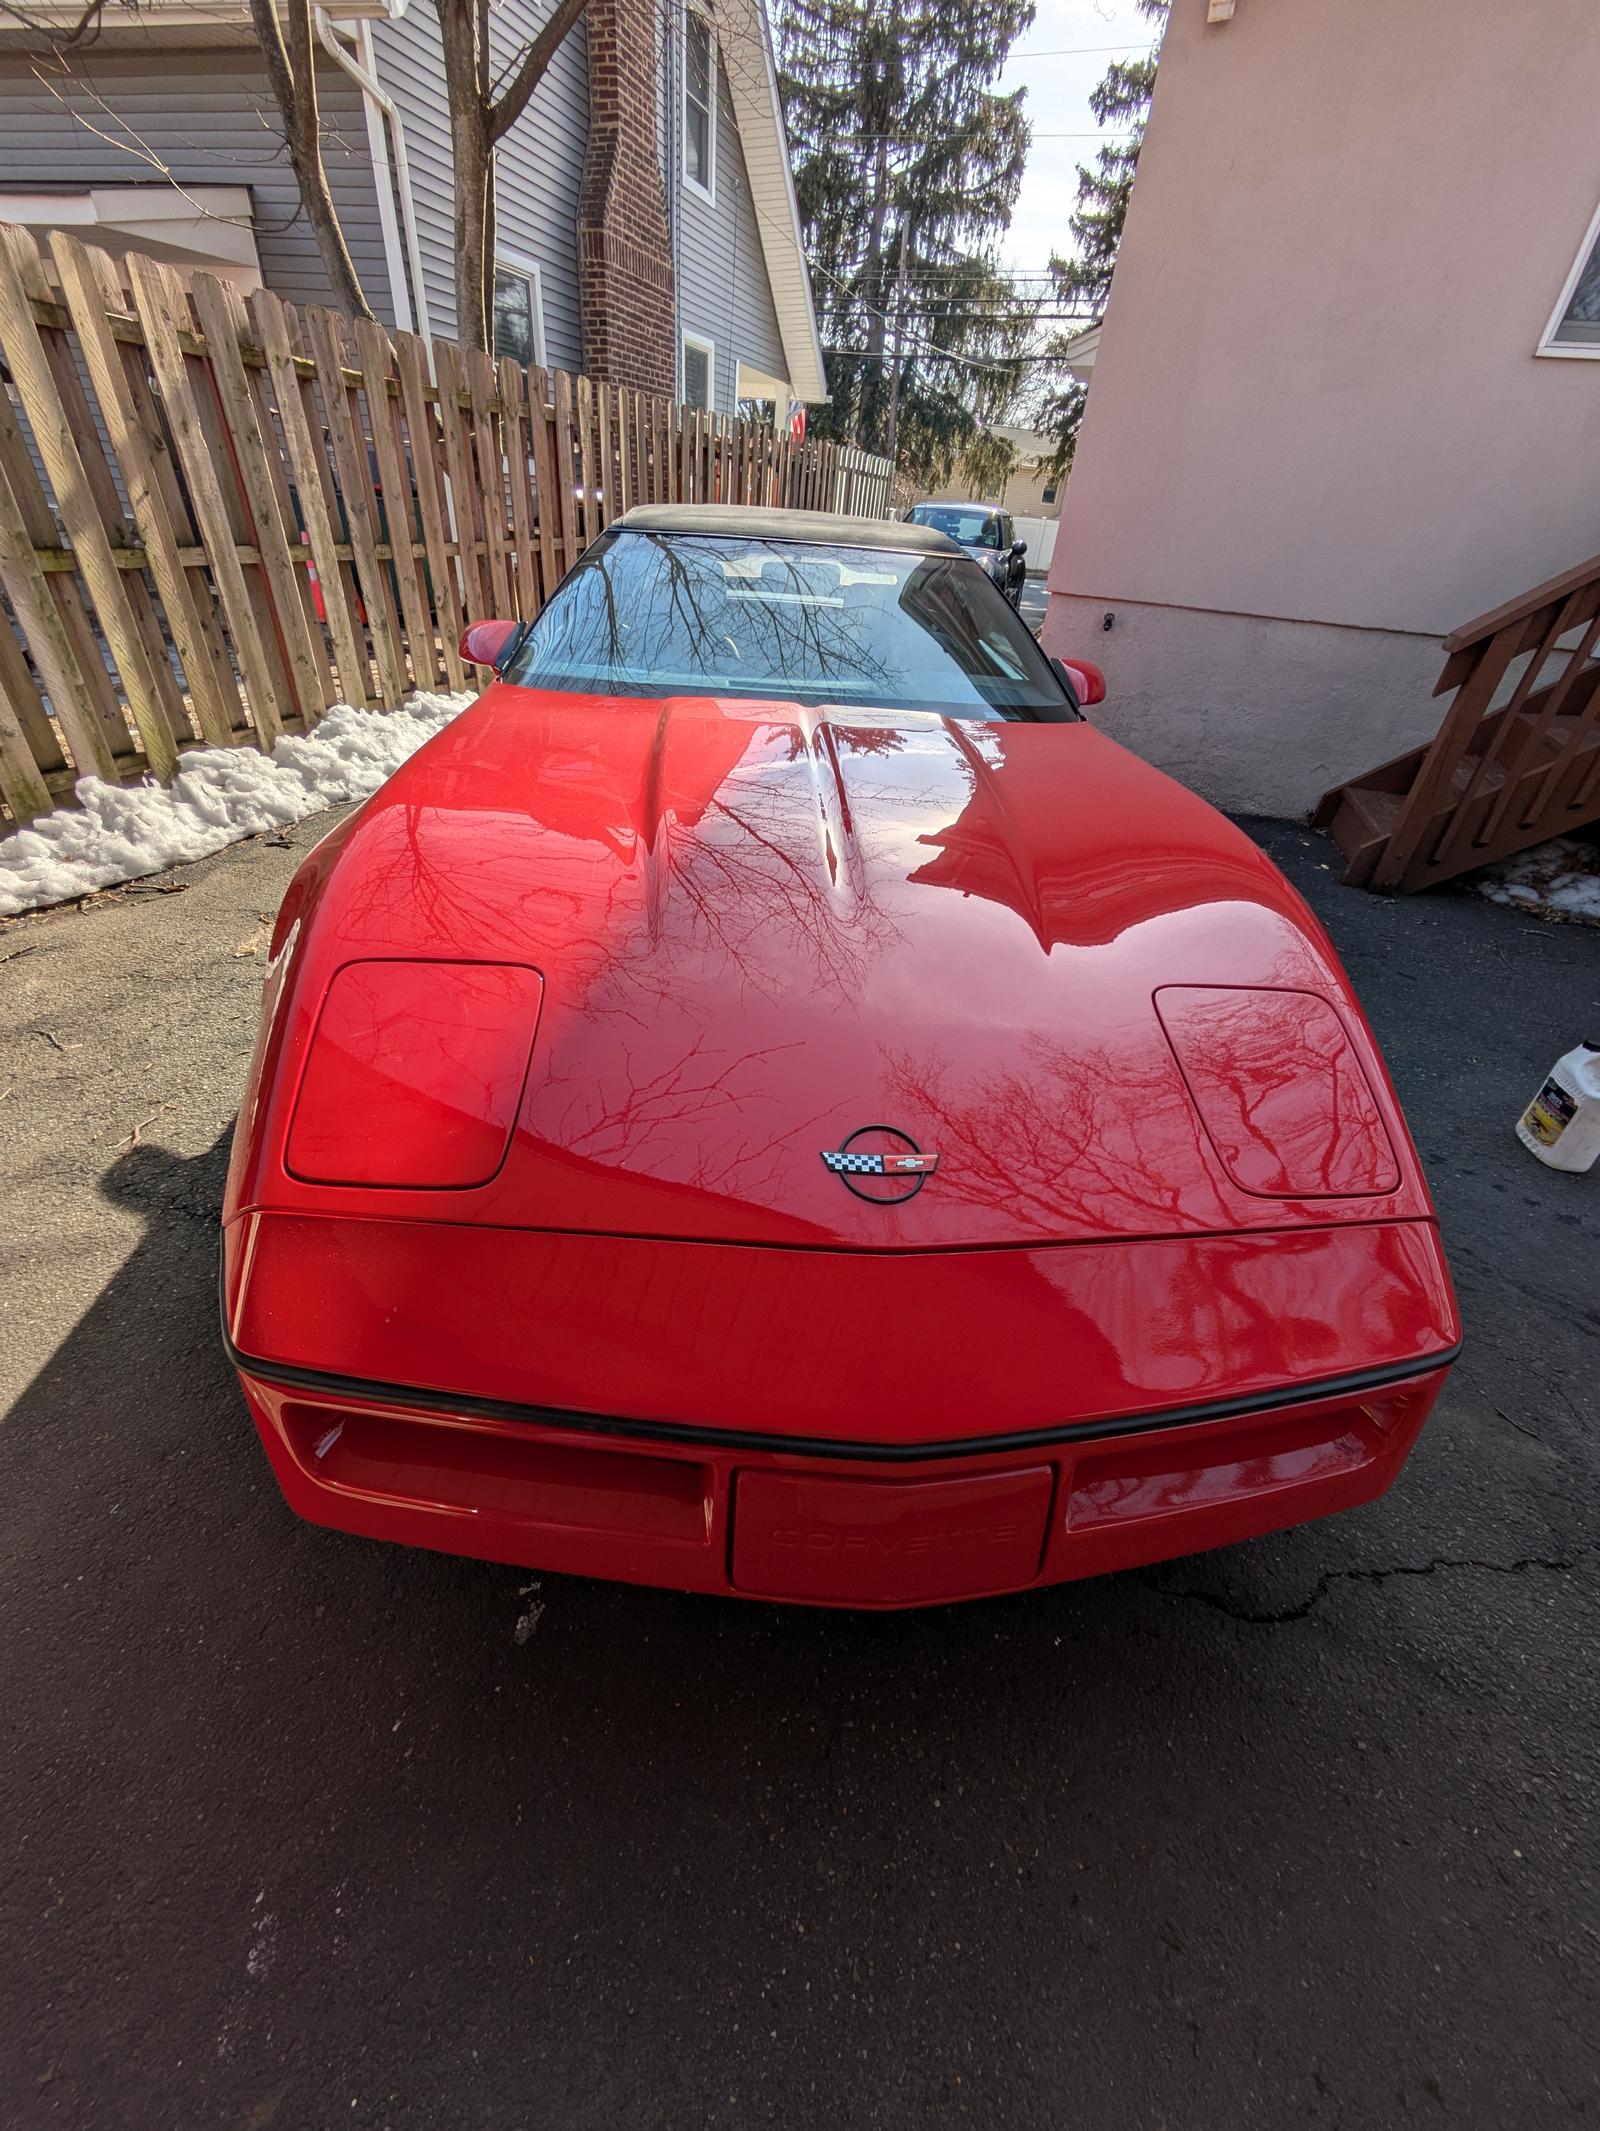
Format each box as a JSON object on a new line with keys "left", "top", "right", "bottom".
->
{"left": 242, "top": 686, "right": 1433, "bottom": 1249}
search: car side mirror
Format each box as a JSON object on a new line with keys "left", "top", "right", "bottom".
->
{"left": 459, "top": 618, "right": 524, "bottom": 671}
{"left": 1011, "top": 540, "right": 1027, "bottom": 558}
{"left": 1051, "top": 654, "right": 1107, "bottom": 709}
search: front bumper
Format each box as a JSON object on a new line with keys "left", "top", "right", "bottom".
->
{"left": 235, "top": 1360, "right": 1450, "bottom": 1607}
{"left": 224, "top": 1212, "right": 1458, "bottom": 1608}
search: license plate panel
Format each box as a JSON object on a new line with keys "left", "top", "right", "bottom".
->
{"left": 731, "top": 1465, "right": 1053, "bottom": 1606}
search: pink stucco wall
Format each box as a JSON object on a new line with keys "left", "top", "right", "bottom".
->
{"left": 1043, "top": 0, "right": 1600, "bottom": 813}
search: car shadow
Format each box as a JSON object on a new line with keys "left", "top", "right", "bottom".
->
{"left": 1, "top": 1127, "right": 1588, "bottom": 2130}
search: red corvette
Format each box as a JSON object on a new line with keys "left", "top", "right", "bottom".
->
{"left": 221, "top": 505, "right": 1459, "bottom": 1608}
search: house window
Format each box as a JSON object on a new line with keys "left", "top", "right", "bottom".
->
{"left": 683, "top": 7, "right": 716, "bottom": 203}
{"left": 1041, "top": 484, "right": 1058, "bottom": 505}
{"left": 682, "top": 334, "right": 715, "bottom": 409}
{"left": 737, "top": 396, "right": 777, "bottom": 426}
{"left": 1540, "top": 202, "right": 1600, "bottom": 356}
{"left": 493, "top": 261, "right": 546, "bottom": 368}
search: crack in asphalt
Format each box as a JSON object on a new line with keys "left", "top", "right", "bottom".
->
{"left": 1147, "top": 1547, "right": 1589, "bottom": 1627}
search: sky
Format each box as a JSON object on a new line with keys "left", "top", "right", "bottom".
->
{"left": 994, "top": 0, "right": 1162, "bottom": 281}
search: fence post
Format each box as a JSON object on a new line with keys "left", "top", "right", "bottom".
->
{"left": 551, "top": 371, "right": 581, "bottom": 579}
{"left": 433, "top": 339, "right": 489, "bottom": 628}
{"left": 367, "top": 318, "right": 449, "bottom": 680}
{"left": 0, "top": 614, "right": 52, "bottom": 820}
{"left": 190, "top": 271, "right": 330, "bottom": 730}
{"left": 0, "top": 229, "right": 178, "bottom": 776}
{"left": 393, "top": 330, "right": 468, "bottom": 691}
{"left": 526, "top": 365, "right": 561, "bottom": 608}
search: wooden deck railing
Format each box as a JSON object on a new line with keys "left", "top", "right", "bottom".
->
{"left": 0, "top": 222, "right": 892, "bottom": 825}
{"left": 1315, "top": 550, "right": 1600, "bottom": 892}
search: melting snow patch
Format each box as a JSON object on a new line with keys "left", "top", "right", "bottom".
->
{"left": 245, "top": 1908, "right": 277, "bottom": 1980}
{"left": 1474, "top": 837, "right": 1600, "bottom": 927}
{"left": 0, "top": 690, "right": 473, "bottom": 918}
{"left": 513, "top": 1580, "right": 545, "bottom": 1644}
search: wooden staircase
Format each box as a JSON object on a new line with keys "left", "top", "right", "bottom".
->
{"left": 1314, "top": 551, "right": 1600, "bottom": 892}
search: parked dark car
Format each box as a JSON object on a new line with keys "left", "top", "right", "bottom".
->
{"left": 904, "top": 501, "right": 1028, "bottom": 606}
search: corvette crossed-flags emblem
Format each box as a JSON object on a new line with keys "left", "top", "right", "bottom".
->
{"left": 821, "top": 1148, "right": 939, "bottom": 1177}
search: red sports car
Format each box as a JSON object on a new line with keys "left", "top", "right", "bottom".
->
{"left": 221, "top": 505, "right": 1459, "bottom": 1609}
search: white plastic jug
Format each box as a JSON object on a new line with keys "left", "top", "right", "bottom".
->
{"left": 1516, "top": 1041, "right": 1600, "bottom": 1173}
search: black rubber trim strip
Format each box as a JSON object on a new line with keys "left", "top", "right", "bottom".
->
{"left": 221, "top": 1313, "right": 1460, "bottom": 1467}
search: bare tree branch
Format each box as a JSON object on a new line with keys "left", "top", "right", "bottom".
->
{"left": 247, "top": 0, "right": 375, "bottom": 319}
{"left": 29, "top": 59, "right": 267, "bottom": 230}
{"left": 0, "top": 0, "right": 107, "bottom": 45}
{"left": 486, "top": 0, "right": 589, "bottom": 144}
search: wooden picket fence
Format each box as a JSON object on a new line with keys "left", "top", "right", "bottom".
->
{"left": 0, "top": 221, "right": 892, "bottom": 824}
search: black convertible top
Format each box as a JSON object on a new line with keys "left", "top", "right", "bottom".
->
{"left": 614, "top": 503, "right": 962, "bottom": 556}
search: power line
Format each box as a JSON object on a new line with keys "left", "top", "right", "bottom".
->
{"left": 824, "top": 345, "right": 1064, "bottom": 371}
{"left": 825, "top": 130, "right": 1139, "bottom": 144}
{"left": 868, "top": 271, "right": 1070, "bottom": 284}
{"left": 1005, "top": 40, "right": 1158, "bottom": 57}
{"left": 893, "top": 314, "right": 1096, "bottom": 324}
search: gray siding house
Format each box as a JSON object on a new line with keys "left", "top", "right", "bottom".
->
{"left": 0, "top": 0, "right": 824, "bottom": 410}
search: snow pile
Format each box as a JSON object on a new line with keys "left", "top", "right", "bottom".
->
{"left": 1474, "top": 837, "right": 1600, "bottom": 926}
{"left": 0, "top": 690, "right": 473, "bottom": 918}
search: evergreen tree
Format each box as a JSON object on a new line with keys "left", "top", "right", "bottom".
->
{"left": 1037, "top": 0, "right": 1167, "bottom": 476}
{"left": 959, "top": 429, "right": 1017, "bottom": 501}
{"left": 777, "top": 0, "right": 1036, "bottom": 486}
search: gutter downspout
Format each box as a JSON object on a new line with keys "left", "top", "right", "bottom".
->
{"left": 315, "top": 10, "right": 432, "bottom": 344}
{"left": 664, "top": 0, "right": 681, "bottom": 399}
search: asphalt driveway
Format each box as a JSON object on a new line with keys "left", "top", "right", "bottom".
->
{"left": 1, "top": 815, "right": 1596, "bottom": 2130}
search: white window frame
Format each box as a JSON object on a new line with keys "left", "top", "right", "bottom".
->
{"left": 682, "top": 330, "right": 716, "bottom": 410}
{"left": 1538, "top": 196, "right": 1600, "bottom": 360}
{"left": 681, "top": 2, "right": 718, "bottom": 208}
{"left": 492, "top": 253, "right": 547, "bottom": 370}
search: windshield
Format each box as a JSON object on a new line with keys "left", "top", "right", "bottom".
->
{"left": 502, "top": 531, "right": 1076, "bottom": 721}
{"left": 907, "top": 505, "right": 1001, "bottom": 549}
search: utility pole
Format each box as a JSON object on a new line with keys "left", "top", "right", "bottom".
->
{"left": 883, "top": 214, "right": 911, "bottom": 477}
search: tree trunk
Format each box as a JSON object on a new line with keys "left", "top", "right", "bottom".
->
{"left": 434, "top": 0, "right": 590, "bottom": 355}
{"left": 478, "top": 0, "right": 496, "bottom": 350}
{"left": 438, "top": 0, "right": 491, "bottom": 350}
{"left": 847, "top": 138, "right": 891, "bottom": 446}
{"left": 853, "top": 0, "right": 900, "bottom": 448}
{"left": 250, "top": 0, "right": 375, "bottom": 321}
{"left": 883, "top": 216, "right": 911, "bottom": 472}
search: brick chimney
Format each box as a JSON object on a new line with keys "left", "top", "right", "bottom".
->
{"left": 579, "top": 0, "right": 676, "bottom": 397}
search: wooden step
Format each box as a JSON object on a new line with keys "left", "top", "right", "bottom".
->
{"left": 1317, "top": 644, "right": 1600, "bottom": 891}
{"left": 1321, "top": 784, "right": 1400, "bottom": 887}
{"left": 1398, "top": 717, "right": 1600, "bottom": 891}
{"left": 1323, "top": 721, "right": 1600, "bottom": 890}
